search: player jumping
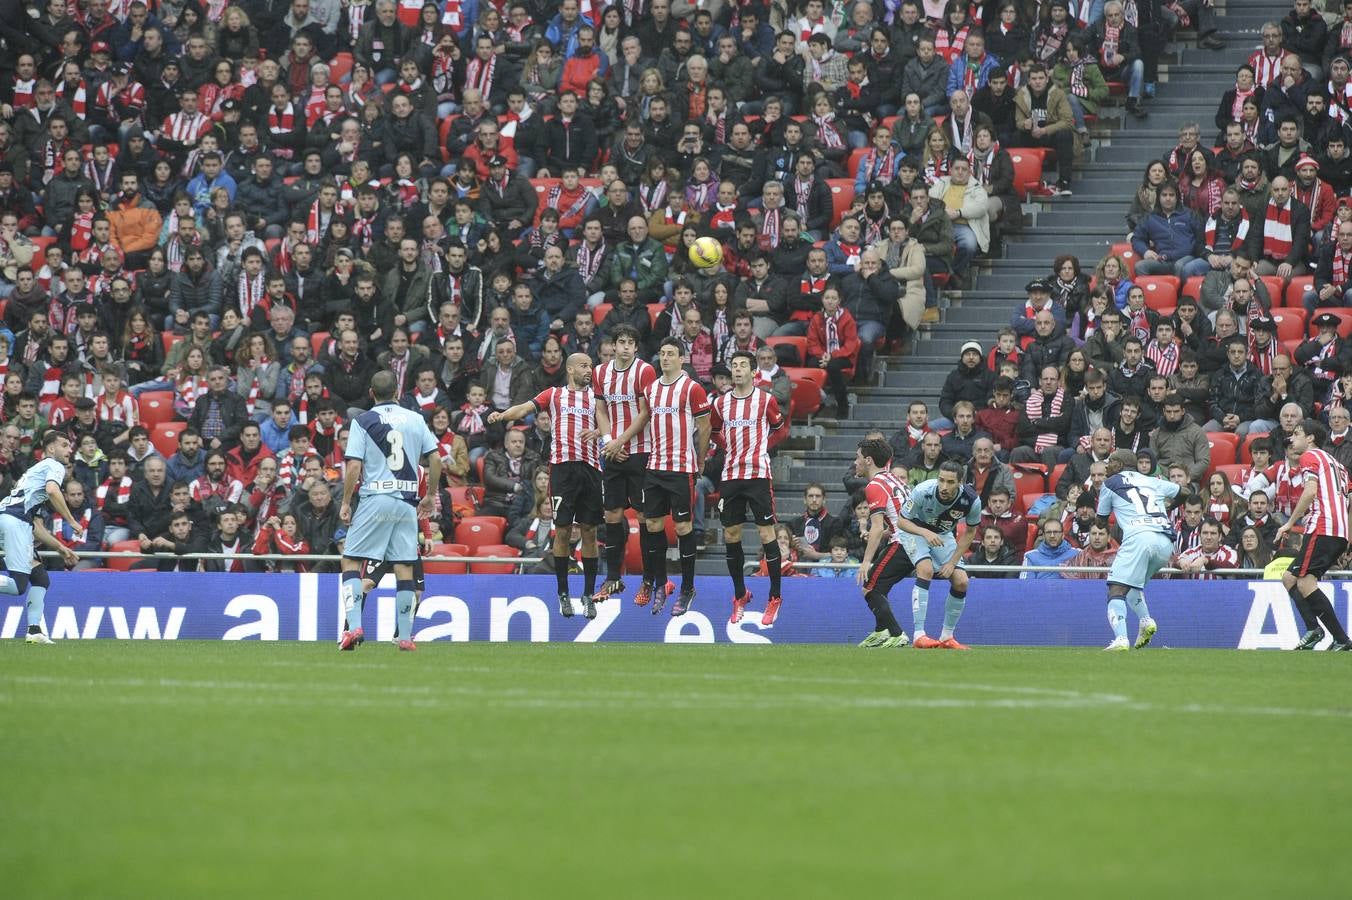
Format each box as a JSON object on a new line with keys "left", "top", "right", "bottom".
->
{"left": 897, "top": 461, "right": 983, "bottom": 650}
{"left": 854, "top": 438, "right": 915, "bottom": 647}
{"left": 491, "top": 353, "right": 609, "bottom": 619}
{"left": 1098, "top": 449, "right": 1180, "bottom": 651}
{"left": 711, "top": 351, "right": 786, "bottom": 625}
{"left": 1273, "top": 426, "right": 1352, "bottom": 651}
{"left": 635, "top": 337, "right": 711, "bottom": 616}
{"left": 593, "top": 325, "right": 657, "bottom": 603}
{"left": 338, "top": 371, "right": 440, "bottom": 652}
{"left": 0, "top": 432, "right": 84, "bottom": 644}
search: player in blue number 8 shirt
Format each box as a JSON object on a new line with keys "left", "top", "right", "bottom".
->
{"left": 896, "top": 461, "right": 984, "bottom": 650}
{"left": 1097, "top": 450, "right": 1183, "bottom": 652}
{"left": 338, "top": 371, "right": 440, "bottom": 652}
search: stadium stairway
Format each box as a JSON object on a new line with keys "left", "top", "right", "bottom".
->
{"left": 690, "top": 5, "right": 1260, "bottom": 575}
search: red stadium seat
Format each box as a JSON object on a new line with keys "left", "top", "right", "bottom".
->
{"left": 785, "top": 367, "right": 826, "bottom": 419}
{"left": 826, "top": 179, "right": 855, "bottom": 228}
{"left": 1011, "top": 466, "right": 1047, "bottom": 510}
{"left": 473, "top": 455, "right": 485, "bottom": 485}
{"left": 1050, "top": 463, "right": 1067, "bottom": 494}
{"left": 648, "top": 303, "right": 666, "bottom": 328}
{"left": 765, "top": 335, "right": 807, "bottom": 366}
{"left": 469, "top": 544, "right": 521, "bottom": 574}
{"left": 1256, "top": 275, "right": 1284, "bottom": 307}
{"left": 1206, "top": 431, "right": 1239, "bottom": 468}
{"left": 458, "top": 516, "right": 506, "bottom": 551}
{"left": 329, "top": 52, "right": 353, "bottom": 83}
{"left": 151, "top": 422, "right": 186, "bottom": 457}
{"left": 1308, "top": 307, "right": 1352, "bottom": 338}
{"left": 1109, "top": 242, "right": 1137, "bottom": 278}
{"left": 1024, "top": 522, "right": 1039, "bottom": 552}
{"left": 28, "top": 235, "right": 55, "bottom": 270}
{"left": 310, "top": 331, "right": 330, "bottom": 356}
{"left": 1139, "top": 276, "right": 1179, "bottom": 311}
{"left": 591, "top": 302, "right": 612, "bottom": 324}
{"left": 1285, "top": 275, "right": 1314, "bottom": 308}
{"left": 530, "top": 177, "right": 561, "bottom": 198}
{"left": 162, "top": 332, "right": 177, "bottom": 355}
{"left": 107, "top": 540, "right": 144, "bottom": 571}
{"left": 424, "top": 543, "right": 470, "bottom": 575}
{"left": 1213, "top": 464, "right": 1249, "bottom": 486}
{"left": 1020, "top": 492, "right": 1051, "bottom": 514}
{"left": 1008, "top": 151, "right": 1043, "bottom": 198}
{"left": 137, "top": 391, "right": 176, "bottom": 427}
{"left": 846, "top": 147, "right": 870, "bottom": 178}
{"left": 1240, "top": 432, "right": 1268, "bottom": 464}
{"left": 1270, "top": 308, "right": 1307, "bottom": 342}
{"left": 1181, "top": 276, "right": 1203, "bottom": 302}
{"left": 437, "top": 114, "right": 460, "bottom": 162}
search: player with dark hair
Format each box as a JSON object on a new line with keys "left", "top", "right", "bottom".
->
{"left": 897, "top": 460, "right": 983, "bottom": 649}
{"left": 636, "top": 337, "right": 711, "bottom": 615}
{"left": 491, "top": 353, "right": 609, "bottom": 618}
{"left": 338, "top": 370, "right": 440, "bottom": 652}
{"left": 712, "top": 350, "right": 786, "bottom": 625}
{"left": 854, "top": 437, "right": 915, "bottom": 648}
{"left": 1273, "top": 426, "right": 1352, "bottom": 650}
{"left": 0, "top": 431, "right": 83, "bottom": 644}
{"left": 592, "top": 324, "right": 657, "bottom": 603}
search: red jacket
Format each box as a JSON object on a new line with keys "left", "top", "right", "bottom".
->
{"left": 225, "top": 443, "right": 275, "bottom": 487}
{"left": 806, "top": 308, "right": 861, "bottom": 376}
{"left": 461, "top": 139, "right": 520, "bottom": 180}
{"left": 561, "top": 54, "right": 604, "bottom": 96}
{"left": 974, "top": 404, "right": 1020, "bottom": 451}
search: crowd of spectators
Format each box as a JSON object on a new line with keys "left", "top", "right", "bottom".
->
{"left": 0, "top": 0, "right": 1329, "bottom": 580}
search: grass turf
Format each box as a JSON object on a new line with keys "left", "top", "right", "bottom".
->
{"left": 1, "top": 642, "right": 1349, "bottom": 899}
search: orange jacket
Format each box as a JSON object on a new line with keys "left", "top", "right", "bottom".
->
{"left": 806, "top": 307, "right": 861, "bottom": 376}
{"left": 106, "top": 194, "right": 163, "bottom": 253}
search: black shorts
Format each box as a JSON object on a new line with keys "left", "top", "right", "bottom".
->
{"left": 719, "top": 478, "right": 777, "bottom": 528}
{"left": 603, "top": 451, "right": 648, "bottom": 512}
{"left": 551, "top": 461, "right": 603, "bottom": 527}
{"left": 1288, "top": 533, "right": 1349, "bottom": 579}
{"left": 864, "top": 542, "right": 915, "bottom": 596}
{"left": 642, "top": 470, "right": 695, "bottom": 522}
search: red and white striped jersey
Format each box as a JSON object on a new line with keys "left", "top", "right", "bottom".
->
{"left": 710, "top": 389, "right": 784, "bottom": 481}
{"left": 864, "top": 470, "right": 911, "bottom": 545}
{"left": 644, "top": 373, "right": 711, "bottom": 474}
{"left": 1175, "top": 543, "right": 1239, "bottom": 579}
{"left": 162, "top": 111, "right": 211, "bottom": 144}
{"left": 531, "top": 386, "right": 600, "bottom": 468}
{"left": 595, "top": 358, "right": 656, "bottom": 455}
{"left": 1295, "top": 448, "right": 1350, "bottom": 538}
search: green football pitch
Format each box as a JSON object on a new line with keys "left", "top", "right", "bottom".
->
{"left": 2, "top": 642, "right": 1349, "bottom": 899}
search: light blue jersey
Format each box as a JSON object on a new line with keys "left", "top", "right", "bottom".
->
{"left": 1096, "top": 471, "right": 1180, "bottom": 537}
{"left": 901, "top": 480, "right": 983, "bottom": 533}
{"left": 1099, "top": 471, "right": 1180, "bottom": 591}
{"left": 345, "top": 403, "right": 437, "bottom": 506}
{"left": 0, "top": 457, "right": 66, "bottom": 523}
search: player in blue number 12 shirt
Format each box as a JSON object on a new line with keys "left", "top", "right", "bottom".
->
{"left": 1097, "top": 450, "right": 1182, "bottom": 651}
{"left": 338, "top": 371, "right": 440, "bottom": 652}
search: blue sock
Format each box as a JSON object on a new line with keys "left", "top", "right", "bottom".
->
{"left": 395, "top": 580, "right": 416, "bottom": 641}
{"left": 341, "top": 572, "right": 366, "bottom": 632}
{"left": 1107, "top": 597, "right": 1128, "bottom": 641}
{"left": 912, "top": 578, "right": 930, "bottom": 637}
{"left": 1125, "top": 588, "right": 1150, "bottom": 622}
{"left": 939, "top": 588, "right": 966, "bottom": 641}
{"left": 25, "top": 585, "right": 46, "bottom": 628}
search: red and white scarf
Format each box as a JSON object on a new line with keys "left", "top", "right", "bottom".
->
{"left": 96, "top": 476, "right": 132, "bottom": 510}
{"left": 1333, "top": 245, "right": 1352, "bottom": 287}
{"left": 50, "top": 508, "right": 92, "bottom": 547}
{"left": 759, "top": 206, "right": 782, "bottom": 250}
{"left": 267, "top": 103, "right": 297, "bottom": 158}
{"left": 238, "top": 271, "right": 266, "bottom": 318}
{"left": 1099, "top": 23, "right": 1120, "bottom": 67}
{"left": 575, "top": 239, "right": 607, "bottom": 283}
{"left": 1248, "top": 335, "right": 1276, "bottom": 375}
{"left": 458, "top": 402, "right": 490, "bottom": 435}
{"left": 55, "top": 78, "right": 87, "bottom": 119}
{"left": 306, "top": 199, "right": 344, "bottom": 244}
{"left": 1024, "top": 387, "right": 1065, "bottom": 451}
{"left": 466, "top": 55, "right": 496, "bottom": 96}
{"left": 824, "top": 309, "right": 842, "bottom": 354}
{"left": 1262, "top": 197, "right": 1294, "bottom": 261}
{"left": 1204, "top": 210, "right": 1250, "bottom": 253}
{"left": 177, "top": 374, "right": 209, "bottom": 413}
{"left": 10, "top": 77, "right": 34, "bottom": 111}
{"left": 638, "top": 179, "right": 667, "bottom": 213}
{"left": 813, "top": 113, "right": 844, "bottom": 150}
{"left": 1294, "top": 178, "right": 1327, "bottom": 225}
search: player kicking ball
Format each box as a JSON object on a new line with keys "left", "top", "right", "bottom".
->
{"left": 1272, "top": 426, "right": 1352, "bottom": 651}
{"left": 1097, "top": 449, "right": 1180, "bottom": 651}
{"left": 0, "top": 432, "right": 84, "bottom": 644}
{"left": 854, "top": 438, "right": 916, "bottom": 647}
{"left": 896, "top": 461, "right": 983, "bottom": 649}
{"left": 711, "top": 351, "right": 786, "bottom": 625}
{"left": 338, "top": 371, "right": 440, "bottom": 652}
{"left": 491, "top": 353, "right": 608, "bottom": 619}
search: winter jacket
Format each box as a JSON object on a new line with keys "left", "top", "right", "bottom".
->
{"left": 324, "top": 353, "right": 380, "bottom": 411}
{"left": 236, "top": 175, "right": 291, "bottom": 230}
{"left": 1020, "top": 331, "right": 1076, "bottom": 381}
{"left": 939, "top": 360, "right": 995, "bottom": 419}
{"left": 170, "top": 268, "right": 223, "bottom": 319}
{"left": 535, "top": 267, "right": 587, "bottom": 325}
{"left": 1208, "top": 363, "right": 1265, "bottom": 422}
{"left": 427, "top": 266, "right": 485, "bottom": 333}
{"left": 1018, "top": 539, "right": 1079, "bottom": 577}
{"left": 380, "top": 262, "right": 434, "bottom": 326}
{"left": 187, "top": 389, "right": 251, "bottom": 449}
{"left": 608, "top": 238, "right": 669, "bottom": 296}
{"left": 106, "top": 194, "right": 163, "bottom": 253}
{"left": 901, "top": 56, "right": 947, "bottom": 109}
{"left": 1052, "top": 61, "right": 1109, "bottom": 115}
{"left": 1131, "top": 209, "right": 1204, "bottom": 262}
{"left": 806, "top": 309, "right": 860, "bottom": 376}
{"left": 478, "top": 174, "right": 539, "bottom": 227}
{"left": 1150, "top": 414, "right": 1211, "bottom": 483}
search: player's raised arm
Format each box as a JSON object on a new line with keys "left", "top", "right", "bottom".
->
{"left": 488, "top": 398, "right": 542, "bottom": 425}
{"left": 45, "top": 480, "right": 83, "bottom": 543}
